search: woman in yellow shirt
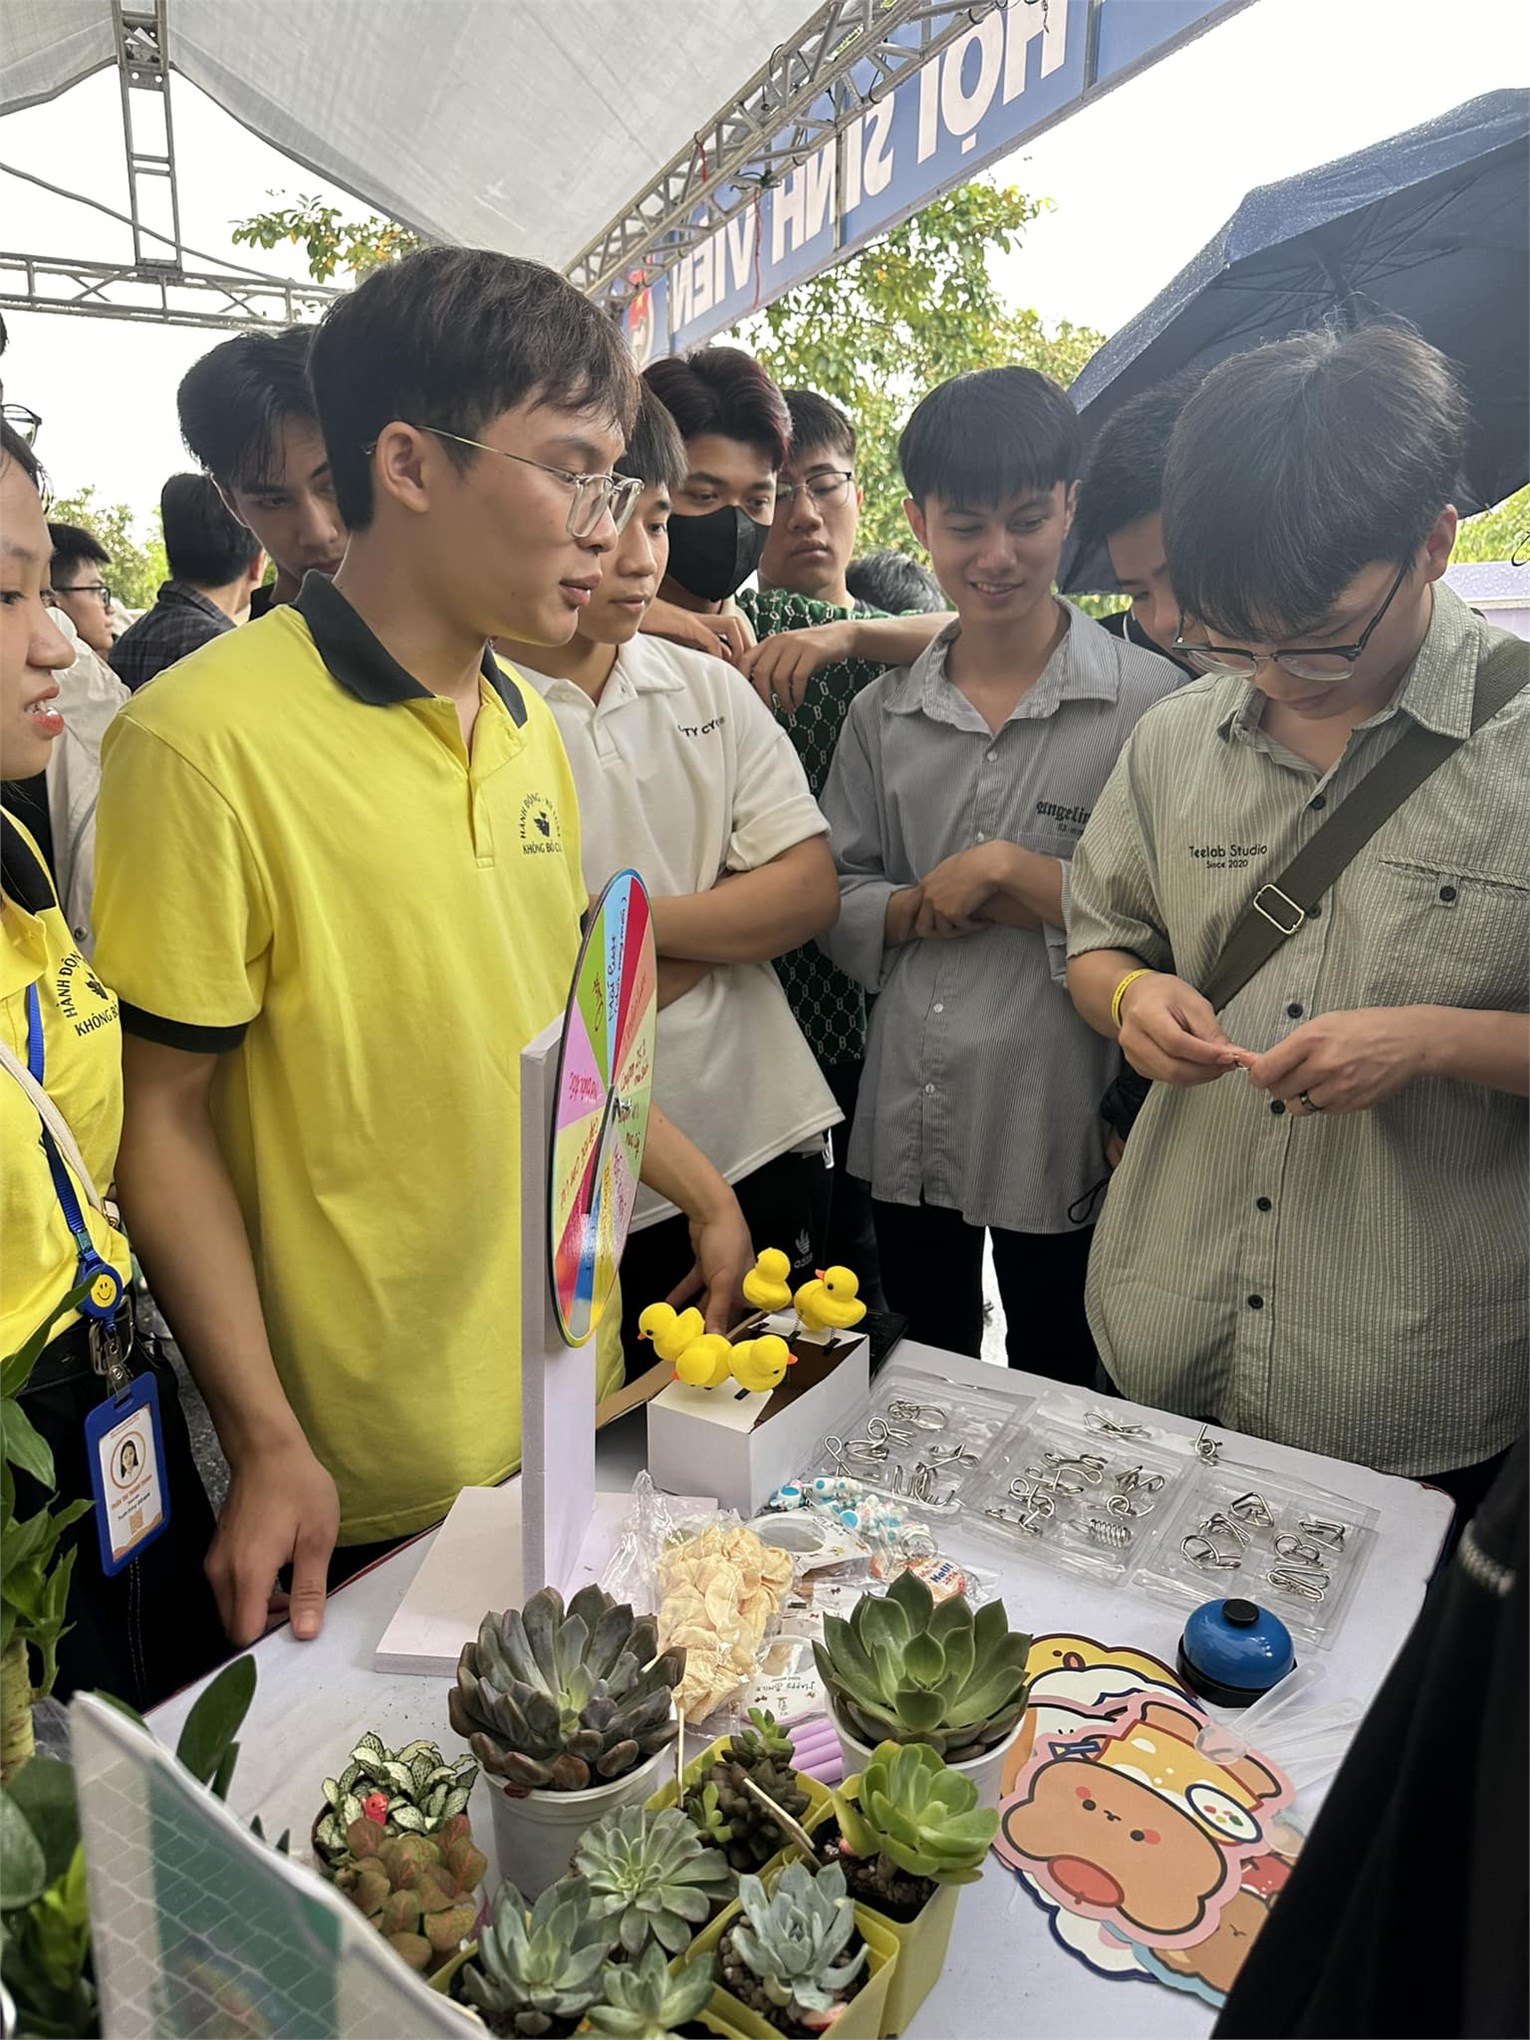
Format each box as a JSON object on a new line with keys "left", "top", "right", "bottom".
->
{"left": 2, "top": 416, "right": 225, "bottom": 1707}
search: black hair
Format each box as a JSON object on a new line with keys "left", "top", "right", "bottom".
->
{"left": 784, "top": 389, "right": 856, "bottom": 464}
{"left": 615, "top": 385, "right": 687, "bottom": 494}
{"left": 308, "top": 247, "right": 640, "bottom": 531}
{"left": 178, "top": 325, "right": 319, "bottom": 492}
{"left": 1072, "top": 367, "right": 1207, "bottom": 558}
{"left": 643, "top": 348, "right": 791, "bottom": 470}
{"left": 899, "top": 366, "right": 1080, "bottom": 507}
{"left": 1164, "top": 324, "right": 1469, "bottom": 639}
{"left": 161, "top": 472, "right": 263, "bottom": 585}
{"left": 844, "top": 548, "right": 945, "bottom": 614}
{"left": 48, "top": 521, "right": 111, "bottom": 580}
{"left": 0, "top": 417, "right": 43, "bottom": 492}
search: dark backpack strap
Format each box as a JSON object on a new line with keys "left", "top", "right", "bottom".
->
{"left": 1201, "top": 632, "right": 1528, "bottom": 1014}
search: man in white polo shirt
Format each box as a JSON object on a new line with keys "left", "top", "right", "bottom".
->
{"left": 500, "top": 389, "right": 842, "bottom": 1366}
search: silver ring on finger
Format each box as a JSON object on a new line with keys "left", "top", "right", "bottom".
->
{"left": 1298, "top": 1090, "right": 1324, "bottom": 1114}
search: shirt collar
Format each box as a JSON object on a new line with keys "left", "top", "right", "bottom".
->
{"left": 294, "top": 571, "right": 527, "bottom": 726}
{"left": 885, "top": 600, "right": 1122, "bottom": 724}
{"left": 1215, "top": 581, "right": 1482, "bottom": 748}
{"left": 156, "top": 579, "right": 230, "bottom": 625}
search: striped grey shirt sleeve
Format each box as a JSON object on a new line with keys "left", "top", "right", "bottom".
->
{"left": 1066, "top": 736, "right": 1177, "bottom": 970}
{"left": 818, "top": 694, "right": 901, "bottom": 992}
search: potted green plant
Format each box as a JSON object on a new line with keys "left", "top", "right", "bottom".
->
{"left": 312, "top": 1732, "right": 478, "bottom": 1871}
{"left": 453, "top": 1872, "right": 613, "bottom": 2034}
{"left": 448, "top": 1584, "right": 684, "bottom": 1896}
{"left": 573, "top": 1805, "right": 734, "bottom": 1958}
{"left": 812, "top": 1572, "right": 1031, "bottom": 1805}
{"left": 828, "top": 1740, "right": 996, "bottom": 2032}
{"left": 690, "top": 1861, "right": 898, "bottom": 2040}
{"left": 586, "top": 1941, "right": 715, "bottom": 2039}
{"left": 648, "top": 1710, "right": 831, "bottom": 1879}
{"left": 331, "top": 1810, "right": 487, "bottom": 1977}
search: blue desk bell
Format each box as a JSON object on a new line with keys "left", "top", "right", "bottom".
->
{"left": 1178, "top": 1597, "right": 1296, "bottom": 1708}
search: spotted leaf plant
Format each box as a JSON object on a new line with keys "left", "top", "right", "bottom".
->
{"left": 314, "top": 1733, "right": 477, "bottom": 1869}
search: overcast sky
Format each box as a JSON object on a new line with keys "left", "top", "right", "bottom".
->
{"left": 2, "top": 0, "right": 1525, "bottom": 517}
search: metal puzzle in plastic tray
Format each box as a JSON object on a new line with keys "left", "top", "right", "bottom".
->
{"left": 808, "top": 1361, "right": 1033, "bottom": 1518}
{"left": 1130, "top": 1461, "right": 1378, "bottom": 1647}
{"left": 965, "top": 1405, "right": 1192, "bottom": 1583}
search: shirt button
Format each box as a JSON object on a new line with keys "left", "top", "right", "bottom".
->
{"left": 933, "top": 1003, "right": 944, "bottom": 1014}
{"left": 1439, "top": 884, "right": 1457, "bottom": 903}
{"left": 924, "top": 1083, "right": 936, "bottom": 1095}
{"left": 1247, "top": 1294, "right": 1265, "bottom": 1310}
{"left": 986, "top": 749, "right": 997, "bottom": 762}
{"left": 976, "top": 832, "right": 986, "bottom": 842}
{"left": 1286, "top": 1002, "right": 1303, "bottom": 1019}
{"left": 1308, "top": 904, "right": 1323, "bottom": 919}
{"left": 1270, "top": 1100, "right": 1286, "bottom": 1117}
{"left": 1256, "top": 1196, "right": 1273, "bottom": 1212}
{"left": 1309, "top": 794, "right": 1327, "bottom": 810}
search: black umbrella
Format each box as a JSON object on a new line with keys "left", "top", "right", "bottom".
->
{"left": 1063, "top": 88, "right": 1529, "bottom": 594}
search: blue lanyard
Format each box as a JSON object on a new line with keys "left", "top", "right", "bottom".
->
{"left": 24, "top": 980, "right": 123, "bottom": 1324}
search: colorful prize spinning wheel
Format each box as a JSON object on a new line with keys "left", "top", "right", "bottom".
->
{"left": 548, "top": 869, "right": 656, "bottom": 1346}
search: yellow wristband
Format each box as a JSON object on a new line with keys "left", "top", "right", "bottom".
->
{"left": 1110, "top": 968, "right": 1153, "bottom": 1031}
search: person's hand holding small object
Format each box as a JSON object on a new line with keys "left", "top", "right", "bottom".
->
{"left": 1115, "top": 970, "right": 1244, "bottom": 1086}
{"left": 740, "top": 622, "right": 855, "bottom": 714}
{"left": 1239, "top": 1006, "right": 1434, "bottom": 1115}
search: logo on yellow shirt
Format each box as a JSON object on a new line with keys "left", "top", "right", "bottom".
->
{"left": 56, "top": 951, "right": 119, "bottom": 1037}
{"left": 519, "top": 793, "right": 564, "bottom": 857}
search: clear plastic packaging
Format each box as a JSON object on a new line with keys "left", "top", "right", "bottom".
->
{"left": 965, "top": 1406, "right": 1192, "bottom": 1583}
{"left": 1130, "top": 1462, "right": 1378, "bottom": 1647}
{"left": 807, "top": 1361, "right": 1033, "bottom": 1517}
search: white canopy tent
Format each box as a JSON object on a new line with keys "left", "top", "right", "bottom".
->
{"left": 2, "top": 0, "right": 817, "bottom": 260}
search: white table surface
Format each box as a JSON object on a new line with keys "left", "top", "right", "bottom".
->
{"left": 151, "top": 1343, "right": 1452, "bottom": 2039}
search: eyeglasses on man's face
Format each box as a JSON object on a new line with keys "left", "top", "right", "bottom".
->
{"left": 411, "top": 425, "right": 643, "bottom": 539}
{"left": 57, "top": 581, "right": 113, "bottom": 607}
{"left": 1174, "top": 557, "right": 1411, "bottom": 685}
{"left": 2, "top": 402, "right": 42, "bottom": 446}
{"left": 773, "top": 469, "right": 855, "bottom": 516}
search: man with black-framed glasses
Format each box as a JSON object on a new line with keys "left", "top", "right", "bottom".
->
{"left": 1066, "top": 324, "right": 1528, "bottom": 1507}
{"left": 48, "top": 522, "right": 117, "bottom": 657}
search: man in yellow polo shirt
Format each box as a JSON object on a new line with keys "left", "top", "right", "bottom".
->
{"left": 94, "top": 248, "right": 752, "bottom": 1650}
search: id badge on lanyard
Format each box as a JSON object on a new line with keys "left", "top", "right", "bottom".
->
{"left": 25, "top": 981, "right": 169, "bottom": 1573}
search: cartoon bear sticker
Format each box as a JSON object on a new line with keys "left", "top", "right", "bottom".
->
{"left": 998, "top": 1696, "right": 1288, "bottom": 1946}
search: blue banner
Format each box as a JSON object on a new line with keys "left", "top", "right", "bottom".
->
{"left": 612, "top": 0, "right": 1245, "bottom": 365}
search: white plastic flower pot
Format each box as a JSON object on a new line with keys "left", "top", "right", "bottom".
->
{"left": 487, "top": 1744, "right": 669, "bottom": 1898}
{"left": 829, "top": 1705, "right": 1020, "bottom": 1810}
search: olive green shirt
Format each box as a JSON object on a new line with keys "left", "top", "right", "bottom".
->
{"left": 1067, "top": 584, "right": 1529, "bottom": 1476}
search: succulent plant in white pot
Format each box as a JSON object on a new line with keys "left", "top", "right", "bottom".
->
{"left": 447, "top": 1583, "right": 685, "bottom": 1896}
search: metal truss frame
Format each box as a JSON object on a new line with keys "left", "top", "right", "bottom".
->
{"left": 564, "top": 0, "right": 1004, "bottom": 302}
{"left": 0, "top": 0, "right": 337, "bottom": 330}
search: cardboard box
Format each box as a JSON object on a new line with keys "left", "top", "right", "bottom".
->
{"left": 646, "top": 1322, "right": 869, "bottom": 1516}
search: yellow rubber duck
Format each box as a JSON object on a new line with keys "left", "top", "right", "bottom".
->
{"left": 671, "top": 1333, "right": 735, "bottom": 1390}
{"left": 741, "top": 1247, "right": 795, "bottom": 1315}
{"left": 637, "top": 1302, "right": 706, "bottom": 1366}
{"left": 729, "top": 1334, "right": 795, "bottom": 1393}
{"left": 793, "top": 1266, "right": 867, "bottom": 1333}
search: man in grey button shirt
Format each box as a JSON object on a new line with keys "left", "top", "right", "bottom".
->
{"left": 1068, "top": 326, "right": 1528, "bottom": 1508}
{"left": 818, "top": 368, "right": 1180, "bottom": 1383}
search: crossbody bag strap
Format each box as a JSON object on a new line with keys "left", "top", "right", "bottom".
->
{"left": 1200, "top": 631, "right": 1529, "bottom": 1015}
{"left": 0, "top": 1034, "right": 106, "bottom": 1212}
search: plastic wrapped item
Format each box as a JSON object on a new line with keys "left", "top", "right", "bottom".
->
{"left": 1132, "top": 1463, "right": 1378, "bottom": 1648}
{"left": 966, "top": 1407, "right": 1191, "bottom": 1583}
{"left": 809, "top": 1361, "right": 1031, "bottom": 1517}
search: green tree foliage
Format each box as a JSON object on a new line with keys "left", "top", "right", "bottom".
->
{"left": 1453, "top": 485, "right": 1529, "bottom": 565}
{"left": 46, "top": 487, "right": 167, "bottom": 614}
{"left": 231, "top": 195, "right": 424, "bottom": 282}
{"left": 730, "top": 184, "right": 1103, "bottom": 556}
